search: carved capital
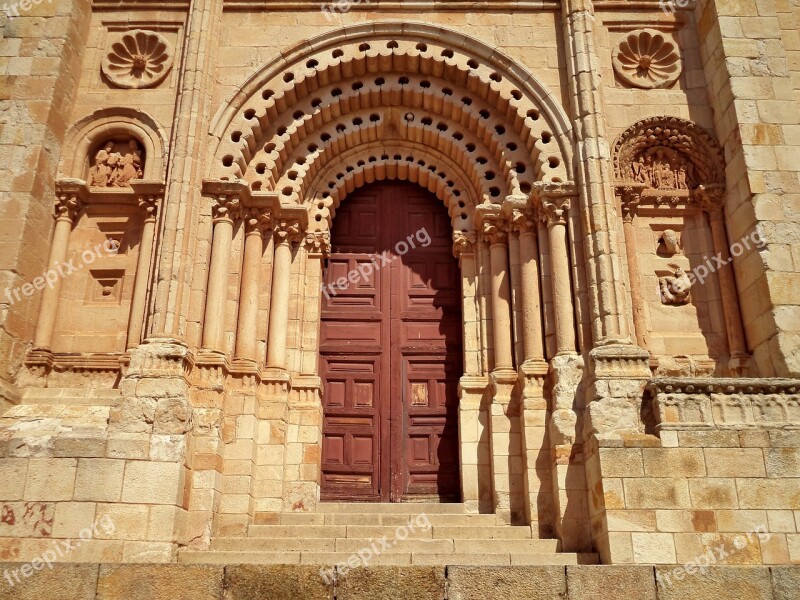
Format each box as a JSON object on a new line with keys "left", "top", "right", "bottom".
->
{"left": 244, "top": 208, "right": 272, "bottom": 234}
{"left": 54, "top": 194, "right": 82, "bottom": 223}
{"left": 540, "top": 196, "right": 571, "bottom": 227}
{"left": 617, "top": 184, "right": 645, "bottom": 223}
{"left": 481, "top": 216, "right": 508, "bottom": 245}
{"left": 212, "top": 195, "right": 241, "bottom": 224}
{"left": 452, "top": 231, "right": 477, "bottom": 257}
{"left": 273, "top": 219, "right": 303, "bottom": 245}
{"left": 695, "top": 184, "right": 726, "bottom": 217}
{"left": 508, "top": 208, "right": 536, "bottom": 234}
{"left": 304, "top": 231, "right": 331, "bottom": 257}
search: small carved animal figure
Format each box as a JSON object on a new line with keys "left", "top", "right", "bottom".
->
{"left": 659, "top": 265, "right": 692, "bottom": 305}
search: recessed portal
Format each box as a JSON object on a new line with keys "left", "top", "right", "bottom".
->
{"left": 319, "top": 181, "right": 463, "bottom": 502}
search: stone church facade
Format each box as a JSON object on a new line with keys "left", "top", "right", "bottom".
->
{"left": 1, "top": 0, "right": 800, "bottom": 569}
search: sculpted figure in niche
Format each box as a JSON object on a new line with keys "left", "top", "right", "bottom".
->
{"left": 87, "top": 138, "right": 144, "bottom": 188}
{"left": 88, "top": 142, "right": 115, "bottom": 187}
{"left": 658, "top": 229, "right": 681, "bottom": 256}
{"left": 659, "top": 265, "right": 691, "bottom": 305}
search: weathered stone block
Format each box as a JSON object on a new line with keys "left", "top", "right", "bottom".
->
{"left": 566, "top": 565, "right": 656, "bottom": 599}
{"left": 96, "top": 564, "right": 223, "bottom": 600}
{"left": 0, "top": 564, "right": 98, "bottom": 600}
{"left": 654, "top": 566, "right": 773, "bottom": 599}
{"left": 447, "top": 566, "right": 564, "bottom": 600}
{"left": 224, "top": 565, "right": 332, "bottom": 600}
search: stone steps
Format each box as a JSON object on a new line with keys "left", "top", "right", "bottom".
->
{"left": 316, "top": 502, "right": 468, "bottom": 514}
{"left": 177, "top": 502, "right": 593, "bottom": 567}
{"left": 247, "top": 524, "right": 536, "bottom": 539}
{"left": 178, "top": 551, "right": 598, "bottom": 566}
{"left": 210, "top": 537, "right": 560, "bottom": 553}
{"left": 271, "top": 512, "right": 503, "bottom": 526}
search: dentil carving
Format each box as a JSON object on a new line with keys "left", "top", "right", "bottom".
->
{"left": 659, "top": 265, "right": 691, "bottom": 305}
{"left": 612, "top": 29, "right": 682, "bottom": 89}
{"left": 101, "top": 29, "right": 174, "bottom": 89}
{"left": 88, "top": 139, "right": 144, "bottom": 188}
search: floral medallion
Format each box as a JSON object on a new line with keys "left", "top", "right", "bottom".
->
{"left": 612, "top": 29, "right": 682, "bottom": 89}
{"left": 101, "top": 29, "right": 174, "bottom": 89}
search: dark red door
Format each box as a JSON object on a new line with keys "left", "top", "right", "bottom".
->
{"left": 319, "top": 181, "right": 462, "bottom": 502}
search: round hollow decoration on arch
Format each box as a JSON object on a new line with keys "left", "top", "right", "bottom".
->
{"left": 87, "top": 138, "right": 145, "bottom": 188}
{"left": 101, "top": 29, "right": 174, "bottom": 89}
{"left": 612, "top": 116, "right": 725, "bottom": 191}
{"left": 207, "top": 22, "right": 575, "bottom": 227}
{"left": 612, "top": 29, "right": 682, "bottom": 90}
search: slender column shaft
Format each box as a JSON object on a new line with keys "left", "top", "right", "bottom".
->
{"left": 202, "top": 206, "right": 235, "bottom": 352}
{"left": 34, "top": 198, "right": 80, "bottom": 349}
{"left": 620, "top": 199, "right": 647, "bottom": 350}
{"left": 266, "top": 221, "right": 300, "bottom": 369}
{"left": 519, "top": 229, "right": 545, "bottom": 363}
{"left": 489, "top": 240, "right": 514, "bottom": 371}
{"left": 235, "top": 217, "right": 266, "bottom": 362}
{"left": 127, "top": 202, "right": 158, "bottom": 349}
{"left": 707, "top": 208, "right": 748, "bottom": 359}
{"left": 543, "top": 198, "right": 577, "bottom": 354}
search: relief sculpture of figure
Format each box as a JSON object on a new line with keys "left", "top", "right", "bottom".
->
{"left": 115, "top": 140, "right": 144, "bottom": 186}
{"left": 659, "top": 265, "right": 692, "bottom": 305}
{"left": 88, "top": 142, "right": 115, "bottom": 187}
{"left": 631, "top": 156, "right": 647, "bottom": 184}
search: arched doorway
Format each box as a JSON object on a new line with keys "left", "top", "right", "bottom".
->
{"left": 319, "top": 181, "right": 463, "bottom": 502}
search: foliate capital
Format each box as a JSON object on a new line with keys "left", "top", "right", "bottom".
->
{"left": 54, "top": 194, "right": 82, "bottom": 223}
{"left": 304, "top": 231, "right": 331, "bottom": 257}
{"left": 509, "top": 208, "right": 536, "bottom": 233}
{"left": 481, "top": 216, "right": 508, "bottom": 245}
{"left": 244, "top": 208, "right": 272, "bottom": 234}
{"left": 452, "top": 231, "right": 477, "bottom": 257}
{"left": 212, "top": 195, "right": 241, "bottom": 224}
{"left": 273, "top": 219, "right": 303, "bottom": 244}
{"left": 539, "top": 196, "right": 571, "bottom": 227}
{"left": 695, "top": 184, "right": 726, "bottom": 217}
{"left": 616, "top": 184, "right": 645, "bottom": 223}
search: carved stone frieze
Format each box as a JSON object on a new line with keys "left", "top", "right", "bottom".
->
{"left": 613, "top": 117, "right": 726, "bottom": 198}
{"left": 612, "top": 29, "right": 682, "bottom": 89}
{"left": 101, "top": 29, "right": 174, "bottom": 89}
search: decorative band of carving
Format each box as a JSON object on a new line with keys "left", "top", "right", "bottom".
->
{"left": 647, "top": 377, "right": 800, "bottom": 396}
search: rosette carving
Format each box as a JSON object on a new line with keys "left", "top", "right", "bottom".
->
{"left": 612, "top": 29, "right": 681, "bottom": 89}
{"left": 101, "top": 29, "right": 174, "bottom": 89}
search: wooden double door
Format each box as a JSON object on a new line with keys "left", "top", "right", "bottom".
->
{"left": 319, "top": 182, "right": 463, "bottom": 502}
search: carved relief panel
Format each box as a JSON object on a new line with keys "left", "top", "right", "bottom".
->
{"left": 614, "top": 117, "right": 748, "bottom": 376}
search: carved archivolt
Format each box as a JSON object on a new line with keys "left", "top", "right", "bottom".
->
{"left": 613, "top": 116, "right": 725, "bottom": 191}
{"left": 101, "top": 29, "right": 174, "bottom": 89}
{"left": 208, "top": 23, "right": 574, "bottom": 236}
{"left": 612, "top": 29, "right": 681, "bottom": 89}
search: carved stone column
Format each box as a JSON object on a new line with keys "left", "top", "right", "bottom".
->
{"left": 126, "top": 191, "right": 160, "bottom": 350}
{"left": 33, "top": 193, "right": 82, "bottom": 349}
{"left": 202, "top": 195, "right": 240, "bottom": 353}
{"left": 266, "top": 219, "right": 302, "bottom": 370}
{"left": 698, "top": 186, "right": 750, "bottom": 374}
{"left": 510, "top": 207, "right": 546, "bottom": 365}
{"left": 540, "top": 193, "right": 577, "bottom": 355}
{"left": 618, "top": 186, "right": 648, "bottom": 351}
{"left": 482, "top": 215, "right": 515, "bottom": 371}
{"left": 234, "top": 209, "right": 272, "bottom": 364}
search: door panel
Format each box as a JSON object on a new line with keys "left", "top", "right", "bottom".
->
{"left": 320, "top": 181, "right": 463, "bottom": 502}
